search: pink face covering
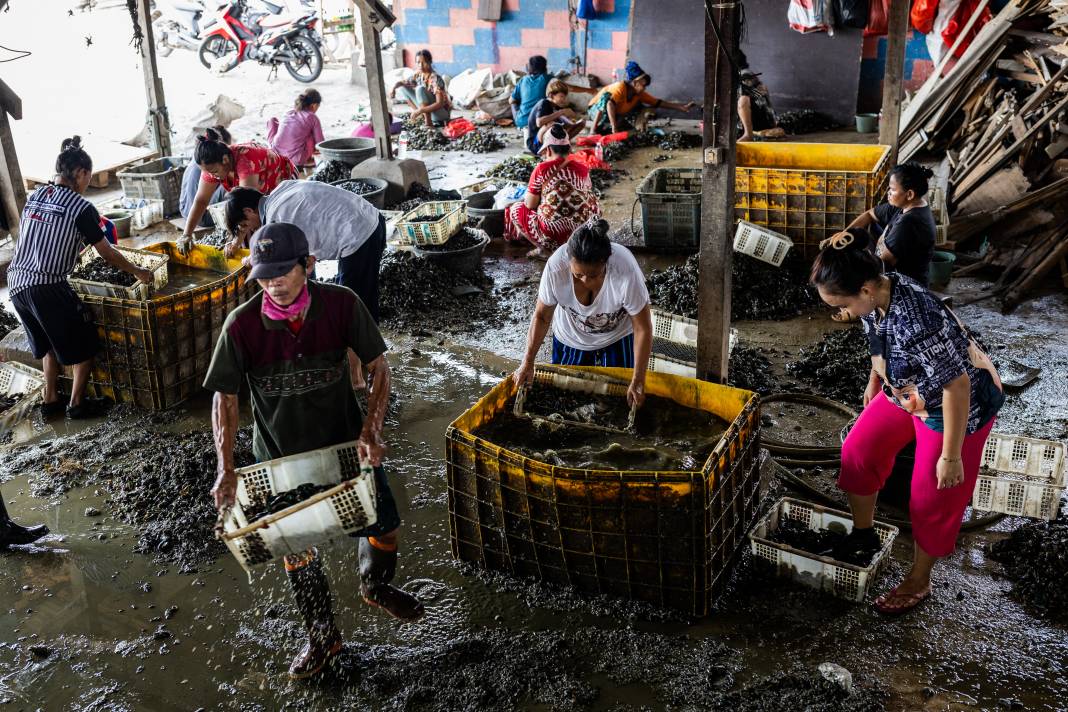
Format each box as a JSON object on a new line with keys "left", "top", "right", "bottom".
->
{"left": 261, "top": 282, "right": 310, "bottom": 321}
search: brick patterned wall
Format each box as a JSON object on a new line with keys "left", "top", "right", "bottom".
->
{"left": 394, "top": 0, "right": 632, "bottom": 83}
{"left": 857, "top": 29, "right": 935, "bottom": 113}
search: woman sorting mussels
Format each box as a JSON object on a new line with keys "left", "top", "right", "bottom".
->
{"left": 513, "top": 219, "right": 652, "bottom": 408}
{"left": 810, "top": 231, "right": 1003, "bottom": 615}
{"left": 179, "top": 128, "right": 296, "bottom": 249}
{"left": 8, "top": 137, "right": 153, "bottom": 421}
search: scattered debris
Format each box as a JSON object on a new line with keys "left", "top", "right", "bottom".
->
{"left": 767, "top": 517, "right": 875, "bottom": 567}
{"left": 415, "top": 227, "right": 485, "bottom": 252}
{"left": 243, "top": 482, "right": 334, "bottom": 521}
{"left": 0, "top": 305, "right": 20, "bottom": 339}
{"left": 386, "top": 183, "right": 462, "bottom": 213}
{"left": 727, "top": 344, "right": 780, "bottom": 395}
{"left": 197, "top": 227, "right": 230, "bottom": 249}
{"left": 485, "top": 156, "right": 535, "bottom": 183}
{"left": 445, "top": 128, "right": 506, "bottom": 154}
{"left": 776, "top": 109, "right": 837, "bottom": 135}
{"left": 333, "top": 179, "right": 380, "bottom": 196}
{"left": 405, "top": 123, "right": 449, "bottom": 151}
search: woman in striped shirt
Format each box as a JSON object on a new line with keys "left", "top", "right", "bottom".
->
{"left": 7, "top": 137, "right": 153, "bottom": 420}
{"left": 180, "top": 128, "right": 296, "bottom": 248}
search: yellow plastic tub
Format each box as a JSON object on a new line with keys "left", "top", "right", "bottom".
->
{"left": 734, "top": 143, "right": 891, "bottom": 258}
{"left": 446, "top": 366, "right": 761, "bottom": 617}
{"left": 62, "top": 242, "right": 256, "bottom": 411}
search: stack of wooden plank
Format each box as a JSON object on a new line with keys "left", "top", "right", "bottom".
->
{"left": 897, "top": 0, "right": 1068, "bottom": 310}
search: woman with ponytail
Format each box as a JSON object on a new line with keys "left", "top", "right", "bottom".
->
{"left": 180, "top": 128, "right": 296, "bottom": 249}
{"left": 830, "top": 162, "right": 938, "bottom": 322}
{"left": 513, "top": 218, "right": 652, "bottom": 408}
{"left": 267, "top": 88, "right": 325, "bottom": 168}
{"left": 810, "top": 231, "right": 1003, "bottom": 615}
{"left": 8, "top": 137, "right": 152, "bottom": 423}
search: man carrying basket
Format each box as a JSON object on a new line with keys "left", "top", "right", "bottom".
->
{"left": 205, "top": 223, "right": 424, "bottom": 680}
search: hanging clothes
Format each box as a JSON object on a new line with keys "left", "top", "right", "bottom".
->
{"left": 942, "top": 0, "right": 991, "bottom": 58}
{"left": 911, "top": 0, "right": 939, "bottom": 34}
{"left": 926, "top": 0, "right": 962, "bottom": 63}
{"left": 864, "top": 0, "right": 890, "bottom": 36}
{"left": 789, "top": 0, "right": 832, "bottom": 33}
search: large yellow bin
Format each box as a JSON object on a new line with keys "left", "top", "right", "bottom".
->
{"left": 734, "top": 143, "right": 891, "bottom": 259}
{"left": 63, "top": 242, "right": 257, "bottom": 411}
{"left": 445, "top": 366, "right": 762, "bottom": 617}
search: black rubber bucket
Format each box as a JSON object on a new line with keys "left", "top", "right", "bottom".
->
{"left": 465, "top": 191, "right": 506, "bottom": 237}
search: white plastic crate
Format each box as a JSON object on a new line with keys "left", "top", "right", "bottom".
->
{"left": 68, "top": 244, "right": 169, "bottom": 300}
{"left": 205, "top": 202, "right": 230, "bottom": 236}
{"left": 0, "top": 362, "right": 44, "bottom": 436}
{"left": 648, "top": 307, "right": 736, "bottom": 379}
{"left": 219, "top": 441, "right": 379, "bottom": 571}
{"left": 458, "top": 178, "right": 524, "bottom": 199}
{"left": 652, "top": 307, "right": 698, "bottom": 347}
{"left": 972, "top": 433, "right": 1066, "bottom": 520}
{"left": 734, "top": 220, "right": 793, "bottom": 267}
{"left": 749, "top": 497, "right": 899, "bottom": 602}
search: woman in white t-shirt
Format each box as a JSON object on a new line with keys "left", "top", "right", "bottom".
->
{"left": 513, "top": 219, "right": 653, "bottom": 407}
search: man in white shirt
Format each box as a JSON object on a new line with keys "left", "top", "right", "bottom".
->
{"left": 224, "top": 180, "right": 386, "bottom": 322}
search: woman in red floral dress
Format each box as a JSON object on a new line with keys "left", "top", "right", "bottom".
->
{"left": 504, "top": 125, "right": 601, "bottom": 259}
{"left": 181, "top": 127, "right": 296, "bottom": 247}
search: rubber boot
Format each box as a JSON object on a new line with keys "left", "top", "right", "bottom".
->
{"left": 0, "top": 492, "right": 49, "bottom": 549}
{"left": 359, "top": 536, "right": 425, "bottom": 623}
{"left": 284, "top": 548, "right": 342, "bottom": 679}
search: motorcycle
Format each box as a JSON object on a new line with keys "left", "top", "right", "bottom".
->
{"left": 153, "top": 0, "right": 208, "bottom": 56}
{"left": 198, "top": 0, "right": 323, "bottom": 82}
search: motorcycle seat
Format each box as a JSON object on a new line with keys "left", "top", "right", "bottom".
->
{"left": 257, "top": 12, "right": 301, "bottom": 27}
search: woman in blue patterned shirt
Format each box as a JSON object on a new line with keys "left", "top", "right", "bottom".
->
{"left": 810, "top": 231, "right": 1003, "bottom": 615}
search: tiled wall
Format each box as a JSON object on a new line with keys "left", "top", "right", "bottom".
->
{"left": 393, "top": 0, "right": 632, "bottom": 83}
{"left": 857, "top": 29, "right": 935, "bottom": 113}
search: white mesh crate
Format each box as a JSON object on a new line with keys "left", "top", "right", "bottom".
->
{"left": 69, "top": 244, "right": 169, "bottom": 300}
{"left": 749, "top": 497, "right": 899, "bottom": 602}
{"left": 972, "top": 433, "right": 1066, "bottom": 520}
{"left": 0, "top": 362, "right": 45, "bottom": 436}
{"left": 734, "top": 220, "right": 793, "bottom": 267}
{"left": 648, "top": 307, "right": 736, "bottom": 379}
{"left": 220, "top": 441, "right": 378, "bottom": 571}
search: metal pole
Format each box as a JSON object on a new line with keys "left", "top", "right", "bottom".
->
{"left": 695, "top": 0, "right": 738, "bottom": 383}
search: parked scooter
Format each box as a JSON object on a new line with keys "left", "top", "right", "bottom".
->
{"left": 198, "top": 0, "right": 323, "bottom": 82}
{"left": 153, "top": 0, "right": 208, "bottom": 56}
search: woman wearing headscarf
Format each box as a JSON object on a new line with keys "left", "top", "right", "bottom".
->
{"left": 587, "top": 60, "right": 696, "bottom": 135}
{"left": 504, "top": 124, "right": 602, "bottom": 259}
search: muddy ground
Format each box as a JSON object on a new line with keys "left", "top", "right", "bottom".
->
{"left": 3, "top": 127, "right": 1068, "bottom": 711}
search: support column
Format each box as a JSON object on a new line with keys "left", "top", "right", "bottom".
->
{"left": 879, "top": 0, "right": 911, "bottom": 165}
{"left": 357, "top": 3, "right": 395, "bottom": 161}
{"left": 135, "top": 0, "right": 173, "bottom": 157}
{"left": 0, "top": 80, "right": 26, "bottom": 239}
{"left": 696, "top": 2, "right": 738, "bottom": 383}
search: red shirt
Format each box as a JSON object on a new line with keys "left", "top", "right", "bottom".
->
{"left": 201, "top": 143, "right": 295, "bottom": 193}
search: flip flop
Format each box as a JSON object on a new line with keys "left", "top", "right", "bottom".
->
{"left": 874, "top": 585, "right": 931, "bottom": 615}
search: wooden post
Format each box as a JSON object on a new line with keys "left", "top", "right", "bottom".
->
{"left": 879, "top": 0, "right": 911, "bottom": 164}
{"left": 0, "top": 79, "right": 26, "bottom": 239}
{"left": 355, "top": 0, "right": 396, "bottom": 160}
{"left": 135, "top": 0, "right": 173, "bottom": 157}
{"left": 696, "top": 1, "right": 738, "bottom": 383}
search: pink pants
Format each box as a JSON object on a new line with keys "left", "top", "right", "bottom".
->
{"left": 839, "top": 393, "right": 995, "bottom": 558}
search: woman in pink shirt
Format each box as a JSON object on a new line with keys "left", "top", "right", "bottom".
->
{"left": 267, "top": 88, "right": 325, "bottom": 168}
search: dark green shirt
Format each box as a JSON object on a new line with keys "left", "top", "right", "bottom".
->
{"left": 203, "top": 281, "right": 387, "bottom": 462}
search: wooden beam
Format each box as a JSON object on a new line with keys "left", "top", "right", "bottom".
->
{"left": 696, "top": 1, "right": 737, "bottom": 384}
{"left": 879, "top": 0, "right": 911, "bottom": 163}
{"left": 0, "top": 112, "right": 26, "bottom": 238}
{"left": 355, "top": 0, "right": 395, "bottom": 160}
{"left": 135, "top": 0, "right": 173, "bottom": 156}
{"left": 0, "top": 78, "right": 21, "bottom": 121}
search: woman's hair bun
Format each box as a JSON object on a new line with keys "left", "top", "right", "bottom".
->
{"left": 61, "top": 136, "right": 83, "bottom": 152}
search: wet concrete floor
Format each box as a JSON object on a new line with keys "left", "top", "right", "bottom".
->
{"left": 3, "top": 133, "right": 1068, "bottom": 711}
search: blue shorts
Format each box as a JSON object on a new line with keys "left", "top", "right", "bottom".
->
{"left": 551, "top": 333, "right": 635, "bottom": 368}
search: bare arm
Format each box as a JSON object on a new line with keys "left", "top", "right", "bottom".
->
{"left": 210, "top": 391, "right": 241, "bottom": 510}
{"left": 524, "top": 189, "right": 541, "bottom": 210}
{"left": 837, "top": 209, "right": 878, "bottom": 237}
{"left": 658, "top": 99, "right": 697, "bottom": 112}
{"left": 513, "top": 300, "right": 555, "bottom": 387}
{"left": 183, "top": 179, "right": 219, "bottom": 239}
{"left": 606, "top": 100, "right": 620, "bottom": 134}
{"left": 628, "top": 305, "right": 652, "bottom": 408}
{"left": 93, "top": 240, "right": 153, "bottom": 284}
{"left": 565, "top": 83, "right": 598, "bottom": 95}
{"left": 936, "top": 373, "right": 971, "bottom": 490}
{"left": 238, "top": 173, "right": 262, "bottom": 190}
{"left": 537, "top": 108, "right": 575, "bottom": 128}
{"left": 359, "top": 354, "right": 391, "bottom": 466}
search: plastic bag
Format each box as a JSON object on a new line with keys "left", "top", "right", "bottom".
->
{"left": 575, "top": 131, "right": 629, "bottom": 147}
{"left": 834, "top": 0, "right": 869, "bottom": 28}
{"left": 448, "top": 68, "right": 494, "bottom": 109}
{"left": 442, "top": 118, "right": 477, "bottom": 139}
{"left": 475, "top": 86, "right": 515, "bottom": 122}
{"left": 863, "top": 0, "right": 889, "bottom": 36}
{"left": 570, "top": 148, "right": 612, "bottom": 171}
{"left": 493, "top": 185, "right": 526, "bottom": 209}
{"left": 943, "top": 0, "right": 991, "bottom": 58}
{"left": 910, "top": 0, "right": 938, "bottom": 34}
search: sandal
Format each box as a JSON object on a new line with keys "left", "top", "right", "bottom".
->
{"left": 874, "top": 585, "right": 931, "bottom": 615}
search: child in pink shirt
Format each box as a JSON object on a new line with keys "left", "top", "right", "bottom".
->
{"left": 267, "top": 89, "right": 325, "bottom": 167}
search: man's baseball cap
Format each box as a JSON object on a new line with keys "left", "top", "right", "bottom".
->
{"left": 248, "top": 222, "right": 310, "bottom": 280}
